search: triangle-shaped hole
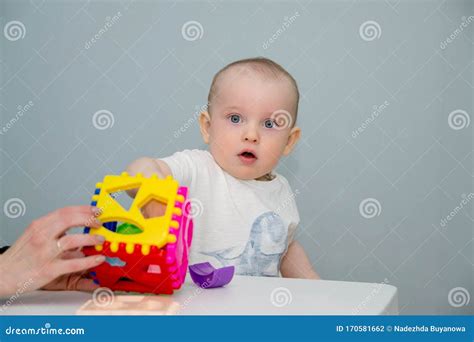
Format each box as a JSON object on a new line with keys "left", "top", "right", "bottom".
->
{"left": 108, "top": 188, "right": 140, "bottom": 212}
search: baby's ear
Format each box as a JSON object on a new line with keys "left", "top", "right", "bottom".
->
{"left": 199, "top": 111, "right": 211, "bottom": 144}
{"left": 283, "top": 126, "right": 301, "bottom": 156}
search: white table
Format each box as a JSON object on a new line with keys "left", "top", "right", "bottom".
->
{"left": 0, "top": 275, "right": 398, "bottom": 315}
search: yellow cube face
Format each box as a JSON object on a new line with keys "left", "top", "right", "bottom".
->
{"left": 88, "top": 172, "right": 184, "bottom": 253}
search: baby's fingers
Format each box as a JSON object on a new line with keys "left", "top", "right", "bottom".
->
{"left": 142, "top": 201, "right": 166, "bottom": 218}
{"left": 64, "top": 276, "right": 99, "bottom": 292}
{"left": 74, "top": 278, "right": 100, "bottom": 292}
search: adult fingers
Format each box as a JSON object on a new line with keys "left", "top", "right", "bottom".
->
{"left": 41, "top": 273, "right": 98, "bottom": 292}
{"left": 57, "top": 234, "right": 105, "bottom": 253}
{"left": 55, "top": 254, "right": 106, "bottom": 275}
{"left": 60, "top": 250, "right": 85, "bottom": 260}
{"left": 42, "top": 206, "right": 102, "bottom": 237}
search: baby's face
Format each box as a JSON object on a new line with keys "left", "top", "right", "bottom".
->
{"left": 200, "top": 68, "right": 300, "bottom": 180}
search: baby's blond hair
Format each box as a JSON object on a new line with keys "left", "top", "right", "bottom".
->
{"left": 207, "top": 57, "right": 300, "bottom": 124}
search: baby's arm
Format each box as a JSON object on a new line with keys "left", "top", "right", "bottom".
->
{"left": 126, "top": 157, "right": 172, "bottom": 194}
{"left": 127, "top": 157, "right": 172, "bottom": 175}
{"left": 280, "top": 241, "right": 320, "bottom": 279}
{"left": 125, "top": 157, "right": 173, "bottom": 217}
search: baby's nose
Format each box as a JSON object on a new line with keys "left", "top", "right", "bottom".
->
{"left": 243, "top": 125, "right": 259, "bottom": 143}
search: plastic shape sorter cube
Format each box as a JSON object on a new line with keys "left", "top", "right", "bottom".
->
{"left": 82, "top": 172, "right": 193, "bottom": 294}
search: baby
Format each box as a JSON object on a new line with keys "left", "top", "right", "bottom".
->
{"left": 127, "top": 57, "right": 319, "bottom": 279}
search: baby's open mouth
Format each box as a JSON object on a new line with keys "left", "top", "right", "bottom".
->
{"left": 240, "top": 151, "right": 256, "bottom": 159}
{"left": 239, "top": 150, "right": 257, "bottom": 159}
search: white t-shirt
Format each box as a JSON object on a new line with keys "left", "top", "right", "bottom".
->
{"left": 160, "top": 149, "right": 300, "bottom": 277}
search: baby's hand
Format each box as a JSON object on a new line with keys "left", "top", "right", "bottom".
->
{"left": 141, "top": 200, "right": 167, "bottom": 218}
{"left": 126, "top": 157, "right": 173, "bottom": 217}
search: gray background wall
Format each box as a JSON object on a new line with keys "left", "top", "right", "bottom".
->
{"left": 0, "top": 0, "right": 472, "bottom": 315}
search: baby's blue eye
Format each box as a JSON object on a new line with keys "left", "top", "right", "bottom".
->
{"left": 229, "top": 114, "right": 241, "bottom": 124}
{"left": 264, "top": 119, "right": 275, "bottom": 129}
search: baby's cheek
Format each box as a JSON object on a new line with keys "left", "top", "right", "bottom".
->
{"left": 209, "top": 127, "right": 226, "bottom": 143}
{"left": 264, "top": 140, "right": 286, "bottom": 158}
{"left": 213, "top": 135, "right": 233, "bottom": 151}
{"left": 213, "top": 125, "right": 234, "bottom": 140}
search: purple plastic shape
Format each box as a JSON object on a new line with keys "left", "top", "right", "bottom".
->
{"left": 188, "top": 262, "right": 235, "bottom": 288}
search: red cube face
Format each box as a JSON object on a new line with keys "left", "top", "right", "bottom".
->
{"left": 83, "top": 177, "right": 193, "bottom": 295}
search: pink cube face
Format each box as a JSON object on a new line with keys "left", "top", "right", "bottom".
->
{"left": 166, "top": 186, "right": 193, "bottom": 289}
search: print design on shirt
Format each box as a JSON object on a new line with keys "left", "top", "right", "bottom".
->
{"left": 202, "top": 211, "right": 288, "bottom": 276}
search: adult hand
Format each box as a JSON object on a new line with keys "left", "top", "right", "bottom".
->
{"left": 0, "top": 206, "right": 106, "bottom": 297}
